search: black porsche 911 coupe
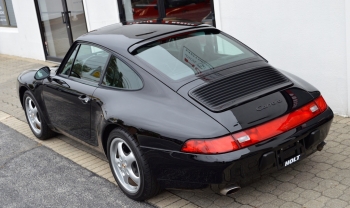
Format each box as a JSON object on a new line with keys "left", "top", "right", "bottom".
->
{"left": 17, "top": 21, "right": 333, "bottom": 201}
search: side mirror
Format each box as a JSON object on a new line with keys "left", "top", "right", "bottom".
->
{"left": 34, "top": 66, "right": 51, "bottom": 80}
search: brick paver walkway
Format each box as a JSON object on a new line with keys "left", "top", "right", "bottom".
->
{"left": 1, "top": 54, "right": 350, "bottom": 208}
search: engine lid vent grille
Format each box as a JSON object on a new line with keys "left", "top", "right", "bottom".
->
{"left": 189, "top": 67, "right": 293, "bottom": 112}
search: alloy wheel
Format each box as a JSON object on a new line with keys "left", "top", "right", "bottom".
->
{"left": 110, "top": 138, "right": 141, "bottom": 193}
{"left": 25, "top": 96, "right": 42, "bottom": 135}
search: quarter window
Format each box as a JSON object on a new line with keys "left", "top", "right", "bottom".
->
{"left": 70, "top": 45, "right": 110, "bottom": 83}
{"left": 102, "top": 56, "right": 143, "bottom": 90}
{"left": 0, "top": 0, "right": 17, "bottom": 27}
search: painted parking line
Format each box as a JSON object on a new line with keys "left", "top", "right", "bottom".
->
{"left": 0, "top": 110, "right": 197, "bottom": 208}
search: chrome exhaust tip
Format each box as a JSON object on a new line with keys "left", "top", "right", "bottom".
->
{"left": 219, "top": 184, "right": 241, "bottom": 195}
{"left": 317, "top": 141, "right": 326, "bottom": 151}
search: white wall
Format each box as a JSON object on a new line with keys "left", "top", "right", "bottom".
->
{"left": 0, "top": 0, "right": 45, "bottom": 60}
{"left": 83, "top": 0, "right": 120, "bottom": 31}
{"left": 215, "top": 0, "right": 349, "bottom": 116}
{"left": 346, "top": 0, "right": 350, "bottom": 116}
{"left": 0, "top": 0, "right": 120, "bottom": 61}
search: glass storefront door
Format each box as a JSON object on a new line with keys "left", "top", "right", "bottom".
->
{"left": 66, "top": 0, "right": 87, "bottom": 41}
{"left": 36, "top": 0, "right": 87, "bottom": 60}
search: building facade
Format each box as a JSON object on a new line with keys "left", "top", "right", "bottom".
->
{"left": 0, "top": 0, "right": 349, "bottom": 116}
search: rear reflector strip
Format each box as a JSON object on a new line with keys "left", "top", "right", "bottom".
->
{"left": 314, "top": 96, "right": 327, "bottom": 112}
{"left": 181, "top": 96, "right": 328, "bottom": 154}
{"left": 237, "top": 135, "right": 251, "bottom": 143}
{"left": 310, "top": 105, "right": 319, "bottom": 113}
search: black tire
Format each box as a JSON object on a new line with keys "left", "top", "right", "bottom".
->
{"left": 107, "top": 128, "right": 161, "bottom": 201}
{"left": 23, "top": 91, "right": 55, "bottom": 140}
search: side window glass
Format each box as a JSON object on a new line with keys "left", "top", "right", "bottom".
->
{"left": 70, "top": 45, "right": 109, "bottom": 83}
{"left": 102, "top": 56, "right": 143, "bottom": 90}
{"left": 60, "top": 45, "right": 80, "bottom": 76}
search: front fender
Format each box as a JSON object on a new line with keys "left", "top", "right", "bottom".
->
{"left": 17, "top": 69, "right": 39, "bottom": 108}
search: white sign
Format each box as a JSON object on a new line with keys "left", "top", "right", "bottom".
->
{"left": 182, "top": 46, "right": 213, "bottom": 74}
{"left": 284, "top": 155, "right": 301, "bottom": 166}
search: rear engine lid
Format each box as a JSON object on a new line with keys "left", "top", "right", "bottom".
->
{"left": 229, "top": 88, "right": 315, "bottom": 129}
{"left": 178, "top": 65, "right": 316, "bottom": 132}
{"left": 231, "top": 92, "right": 287, "bottom": 128}
{"left": 189, "top": 66, "right": 293, "bottom": 112}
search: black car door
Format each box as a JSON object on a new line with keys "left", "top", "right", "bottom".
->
{"left": 42, "top": 44, "right": 110, "bottom": 145}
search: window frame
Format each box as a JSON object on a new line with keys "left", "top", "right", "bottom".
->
{"left": 57, "top": 41, "right": 144, "bottom": 90}
{"left": 57, "top": 42, "right": 111, "bottom": 87}
{"left": 69, "top": 44, "right": 110, "bottom": 85}
{"left": 0, "top": 0, "right": 16, "bottom": 28}
{"left": 59, "top": 44, "right": 81, "bottom": 78}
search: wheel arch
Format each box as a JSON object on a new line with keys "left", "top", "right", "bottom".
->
{"left": 19, "top": 86, "right": 29, "bottom": 108}
{"left": 101, "top": 124, "right": 139, "bottom": 156}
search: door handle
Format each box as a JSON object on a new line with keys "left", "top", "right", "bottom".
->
{"left": 52, "top": 78, "right": 70, "bottom": 88}
{"left": 78, "top": 95, "right": 91, "bottom": 104}
{"left": 61, "top": 12, "right": 66, "bottom": 23}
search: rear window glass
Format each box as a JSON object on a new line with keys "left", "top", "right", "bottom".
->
{"left": 134, "top": 30, "right": 256, "bottom": 80}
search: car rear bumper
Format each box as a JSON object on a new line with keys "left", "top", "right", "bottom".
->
{"left": 141, "top": 107, "right": 334, "bottom": 190}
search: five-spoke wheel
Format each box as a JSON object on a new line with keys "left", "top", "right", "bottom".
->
{"left": 107, "top": 129, "right": 161, "bottom": 201}
{"left": 25, "top": 96, "right": 42, "bottom": 135}
{"left": 110, "top": 138, "right": 140, "bottom": 193}
{"left": 23, "top": 91, "right": 55, "bottom": 140}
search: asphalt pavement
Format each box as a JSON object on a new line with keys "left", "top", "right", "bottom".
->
{"left": 0, "top": 122, "right": 153, "bottom": 208}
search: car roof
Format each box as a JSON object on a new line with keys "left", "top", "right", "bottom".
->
{"left": 75, "top": 21, "right": 265, "bottom": 92}
{"left": 76, "top": 21, "right": 212, "bottom": 53}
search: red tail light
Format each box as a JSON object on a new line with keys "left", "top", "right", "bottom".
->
{"left": 314, "top": 96, "right": 327, "bottom": 112}
{"left": 181, "top": 96, "right": 328, "bottom": 154}
{"left": 181, "top": 135, "right": 239, "bottom": 154}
